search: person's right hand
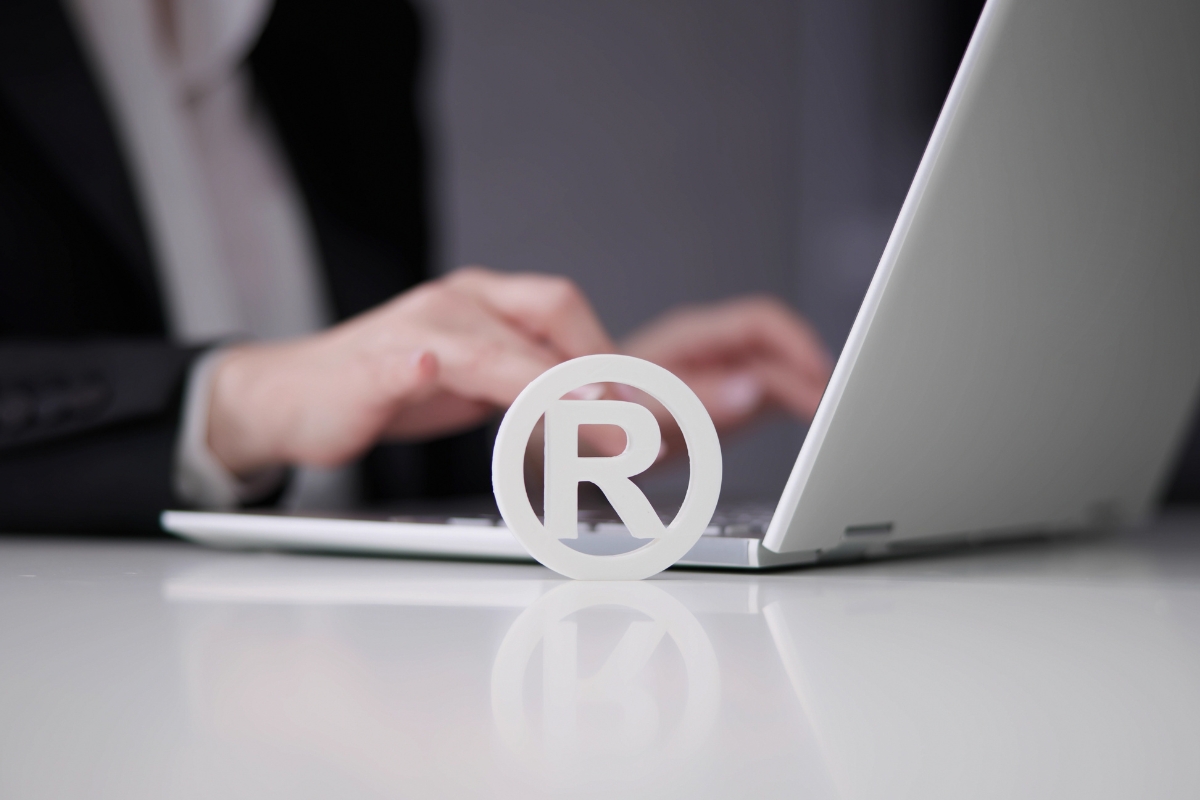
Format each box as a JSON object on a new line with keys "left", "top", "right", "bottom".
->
{"left": 206, "top": 267, "right": 616, "bottom": 479}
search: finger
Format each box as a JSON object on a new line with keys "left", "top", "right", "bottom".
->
{"left": 740, "top": 299, "right": 833, "bottom": 381}
{"left": 672, "top": 370, "right": 766, "bottom": 430}
{"left": 699, "top": 301, "right": 830, "bottom": 381}
{"left": 445, "top": 266, "right": 616, "bottom": 359}
{"left": 748, "top": 359, "right": 827, "bottom": 421}
{"left": 383, "top": 391, "right": 494, "bottom": 440}
{"left": 386, "top": 285, "right": 567, "bottom": 404}
{"left": 373, "top": 347, "right": 439, "bottom": 401}
{"left": 627, "top": 297, "right": 833, "bottom": 383}
{"left": 426, "top": 325, "right": 562, "bottom": 407}
{"left": 673, "top": 358, "right": 825, "bottom": 431}
{"left": 693, "top": 360, "right": 825, "bottom": 423}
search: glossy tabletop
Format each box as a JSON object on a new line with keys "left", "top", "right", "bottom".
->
{"left": 3, "top": 517, "right": 1200, "bottom": 799}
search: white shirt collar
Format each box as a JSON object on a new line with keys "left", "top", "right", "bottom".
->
{"left": 169, "top": 0, "right": 274, "bottom": 94}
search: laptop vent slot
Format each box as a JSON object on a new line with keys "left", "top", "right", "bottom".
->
{"left": 844, "top": 522, "right": 894, "bottom": 537}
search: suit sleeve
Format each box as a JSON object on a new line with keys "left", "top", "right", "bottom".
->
{"left": 0, "top": 339, "right": 202, "bottom": 534}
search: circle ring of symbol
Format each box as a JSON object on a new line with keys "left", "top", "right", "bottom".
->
{"left": 493, "top": 354, "right": 723, "bottom": 580}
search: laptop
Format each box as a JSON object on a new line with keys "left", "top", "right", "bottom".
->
{"left": 162, "top": 0, "right": 1200, "bottom": 570}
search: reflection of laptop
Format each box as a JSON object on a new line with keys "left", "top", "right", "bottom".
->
{"left": 163, "top": 0, "right": 1200, "bottom": 570}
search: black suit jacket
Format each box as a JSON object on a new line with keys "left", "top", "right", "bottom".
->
{"left": 0, "top": 0, "right": 489, "bottom": 534}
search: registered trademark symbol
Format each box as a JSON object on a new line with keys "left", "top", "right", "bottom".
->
{"left": 493, "top": 354, "right": 722, "bottom": 580}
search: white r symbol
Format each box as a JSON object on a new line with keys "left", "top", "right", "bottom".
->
{"left": 493, "top": 354, "right": 722, "bottom": 580}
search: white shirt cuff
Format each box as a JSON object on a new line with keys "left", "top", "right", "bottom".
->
{"left": 173, "top": 347, "right": 286, "bottom": 509}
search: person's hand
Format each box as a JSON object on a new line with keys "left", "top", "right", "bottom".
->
{"left": 621, "top": 296, "right": 832, "bottom": 461}
{"left": 206, "top": 267, "right": 615, "bottom": 478}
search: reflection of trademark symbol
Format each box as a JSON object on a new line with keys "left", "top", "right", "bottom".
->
{"left": 490, "top": 582, "right": 720, "bottom": 774}
{"left": 493, "top": 355, "right": 722, "bottom": 580}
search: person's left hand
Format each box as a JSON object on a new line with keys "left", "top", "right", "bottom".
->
{"left": 619, "top": 296, "right": 833, "bottom": 462}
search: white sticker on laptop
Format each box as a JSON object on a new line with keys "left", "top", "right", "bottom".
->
{"left": 492, "top": 354, "right": 722, "bottom": 580}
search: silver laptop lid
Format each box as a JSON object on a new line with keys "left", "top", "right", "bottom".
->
{"left": 766, "top": 0, "right": 1200, "bottom": 554}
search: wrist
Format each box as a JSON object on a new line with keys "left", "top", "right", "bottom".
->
{"left": 206, "top": 343, "right": 289, "bottom": 478}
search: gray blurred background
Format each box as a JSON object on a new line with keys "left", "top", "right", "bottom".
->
{"left": 415, "top": 0, "right": 984, "bottom": 497}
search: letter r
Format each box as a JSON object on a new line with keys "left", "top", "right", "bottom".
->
{"left": 544, "top": 400, "right": 666, "bottom": 540}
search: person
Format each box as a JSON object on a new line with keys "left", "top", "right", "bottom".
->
{"left": 0, "top": 0, "right": 833, "bottom": 533}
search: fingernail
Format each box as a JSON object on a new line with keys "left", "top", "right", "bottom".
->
{"left": 718, "top": 373, "right": 762, "bottom": 415}
{"left": 410, "top": 349, "right": 438, "bottom": 379}
{"left": 564, "top": 382, "right": 604, "bottom": 401}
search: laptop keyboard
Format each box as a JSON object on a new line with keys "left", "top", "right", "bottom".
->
{"left": 388, "top": 502, "right": 775, "bottom": 540}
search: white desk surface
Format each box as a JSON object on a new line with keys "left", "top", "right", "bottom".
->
{"left": 3, "top": 516, "right": 1200, "bottom": 799}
